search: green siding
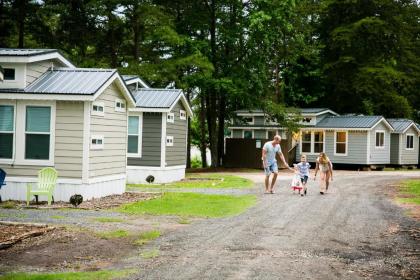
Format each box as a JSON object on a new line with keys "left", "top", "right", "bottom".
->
{"left": 128, "top": 112, "right": 162, "bottom": 167}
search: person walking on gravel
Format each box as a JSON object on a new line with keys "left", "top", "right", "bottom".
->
{"left": 262, "top": 135, "right": 293, "bottom": 194}
{"left": 313, "top": 152, "right": 333, "bottom": 195}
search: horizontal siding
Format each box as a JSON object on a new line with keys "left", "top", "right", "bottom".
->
{"left": 232, "top": 130, "right": 242, "bottom": 138}
{"left": 89, "top": 83, "right": 128, "bottom": 178}
{"left": 254, "top": 116, "right": 265, "bottom": 125}
{"left": 390, "top": 134, "right": 400, "bottom": 164}
{"left": 399, "top": 126, "right": 419, "bottom": 164}
{"left": 254, "top": 130, "right": 266, "bottom": 139}
{"left": 26, "top": 60, "right": 53, "bottom": 85}
{"left": 128, "top": 112, "right": 161, "bottom": 167}
{"left": 54, "top": 101, "right": 84, "bottom": 178}
{"left": 369, "top": 121, "right": 391, "bottom": 164}
{"left": 166, "top": 102, "right": 187, "bottom": 166}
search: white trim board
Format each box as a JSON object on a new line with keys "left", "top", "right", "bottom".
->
{"left": 0, "top": 51, "right": 75, "bottom": 68}
{"left": 82, "top": 101, "right": 91, "bottom": 183}
{"left": 127, "top": 165, "right": 186, "bottom": 171}
{"left": 161, "top": 113, "right": 167, "bottom": 168}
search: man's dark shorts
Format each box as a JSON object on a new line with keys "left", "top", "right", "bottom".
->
{"left": 300, "top": 175, "right": 308, "bottom": 184}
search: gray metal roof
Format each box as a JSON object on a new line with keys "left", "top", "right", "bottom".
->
{"left": 387, "top": 119, "right": 415, "bottom": 133}
{"left": 133, "top": 88, "right": 182, "bottom": 108}
{"left": 122, "top": 75, "right": 138, "bottom": 81}
{"left": 23, "top": 68, "right": 117, "bottom": 95}
{"left": 315, "top": 115, "right": 383, "bottom": 129}
{"left": 0, "top": 48, "right": 57, "bottom": 57}
{"left": 300, "top": 108, "right": 330, "bottom": 114}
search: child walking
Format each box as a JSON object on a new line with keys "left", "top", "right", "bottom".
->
{"left": 296, "top": 155, "right": 310, "bottom": 196}
{"left": 314, "top": 152, "right": 333, "bottom": 195}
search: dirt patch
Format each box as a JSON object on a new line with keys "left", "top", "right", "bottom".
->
{"left": 0, "top": 223, "right": 54, "bottom": 249}
{"left": 386, "top": 182, "right": 420, "bottom": 220}
{"left": 0, "top": 227, "right": 138, "bottom": 272}
{"left": 7, "top": 192, "right": 160, "bottom": 210}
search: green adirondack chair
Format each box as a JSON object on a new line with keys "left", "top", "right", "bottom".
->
{"left": 26, "top": 167, "right": 58, "bottom": 206}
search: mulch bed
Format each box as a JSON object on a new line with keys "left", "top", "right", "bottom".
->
{"left": 4, "top": 192, "right": 160, "bottom": 210}
{"left": 0, "top": 222, "right": 55, "bottom": 250}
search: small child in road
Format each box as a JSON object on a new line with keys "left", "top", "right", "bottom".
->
{"left": 296, "top": 155, "right": 311, "bottom": 196}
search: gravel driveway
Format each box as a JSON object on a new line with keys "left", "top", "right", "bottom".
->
{"left": 125, "top": 171, "right": 420, "bottom": 280}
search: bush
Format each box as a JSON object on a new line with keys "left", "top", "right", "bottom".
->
{"left": 191, "top": 156, "right": 202, "bottom": 168}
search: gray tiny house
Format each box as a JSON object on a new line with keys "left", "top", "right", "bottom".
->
{"left": 297, "top": 116, "right": 394, "bottom": 167}
{"left": 388, "top": 119, "right": 420, "bottom": 166}
{"left": 127, "top": 88, "right": 193, "bottom": 184}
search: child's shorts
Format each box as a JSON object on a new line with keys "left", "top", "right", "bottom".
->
{"left": 264, "top": 161, "right": 278, "bottom": 176}
{"left": 300, "top": 175, "right": 308, "bottom": 184}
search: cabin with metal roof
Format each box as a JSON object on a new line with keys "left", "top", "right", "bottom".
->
{"left": 297, "top": 115, "right": 394, "bottom": 166}
{"left": 0, "top": 49, "right": 136, "bottom": 202}
{"left": 387, "top": 119, "right": 420, "bottom": 166}
{"left": 126, "top": 88, "right": 193, "bottom": 184}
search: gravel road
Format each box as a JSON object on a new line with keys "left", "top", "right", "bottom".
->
{"left": 126, "top": 172, "right": 420, "bottom": 280}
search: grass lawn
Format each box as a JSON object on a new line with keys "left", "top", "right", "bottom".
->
{"left": 134, "top": 230, "right": 161, "bottom": 246}
{"left": 119, "top": 192, "right": 257, "bottom": 218}
{"left": 127, "top": 173, "right": 253, "bottom": 189}
{"left": 397, "top": 180, "right": 420, "bottom": 205}
{"left": 93, "top": 217, "right": 124, "bottom": 223}
{"left": 97, "top": 229, "right": 129, "bottom": 239}
{"left": 0, "top": 270, "right": 133, "bottom": 280}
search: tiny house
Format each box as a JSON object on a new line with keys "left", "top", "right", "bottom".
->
{"left": 388, "top": 119, "right": 420, "bottom": 166}
{"left": 0, "top": 49, "right": 136, "bottom": 201}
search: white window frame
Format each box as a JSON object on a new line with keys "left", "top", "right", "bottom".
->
{"left": 300, "top": 130, "right": 325, "bottom": 155}
{"left": 243, "top": 117, "right": 254, "bottom": 125}
{"left": 3, "top": 68, "right": 16, "bottom": 81}
{"left": 91, "top": 135, "right": 104, "bottom": 150}
{"left": 166, "top": 135, "right": 174, "bottom": 146}
{"left": 167, "top": 113, "right": 175, "bottom": 123}
{"left": 375, "top": 130, "right": 385, "bottom": 149}
{"left": 334, "top": 131, "right": 348, "bottom": 156}
{"left": 406, "top": 134, "right": 414, "bottom": 150}
{"left": 0, "top": 103, "right": 16, "bottom": 164}
{"left": 243, "top": 130, "right": 254, "bottom": 139}
{"left": 127, "top": 114, "right": 143, "bottom": 157}
{"left": 14, "top": 101, "right": 56, "bottom": 166}
{"left": 91, "top": 101, "right": 105, "bottom": 116}
{"left": 179, "top": 110, "right": 187, "bottom": 120}
{"left": 115, "top": 98, "right": 126, "bottom": 112}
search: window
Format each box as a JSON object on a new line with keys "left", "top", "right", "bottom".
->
{"left": 0, "top": 105, "right": 14, "bottom": 159}
{"left": 92, "top": 102, "right": 104, "bottom": 116}
{"left": 128, "top": 116, "right": 141, "bottom": 155}
{"left": 406, "top": 134, "right": 414, "bottom": 150}
{"left": 91, "top": 135, "right": 104, "bottom": 150}
{"left": 243, "top": 130, "right": 253, "bottom": 139}
{"left": 115, "top": 99, "right": 126, "bottom": 112}
{"left": 267, "top": 130, "right": 277, "bottom": 140}
{"left": 335, "top": 131, "right": 347, "bottom": 155}
{"left": 4, "top": 68, "right": 15, "bottom": 80}
{"left": 166, "top": 136, "right": 174, "bottom": 146}
{"left": 301, "top": 131, "right": 311, "bottom": 153}
{"left": 375, "top": 131, "right": 385, "bottom": 148}
{"left": 314, "top": 132, "right": 324, "bottom": 153}
{"left": 180, "top": 110, "right": 187, "bottom": 120}
{"left": 242, "top": 117, "right": 254, "bottom": 124}
{"left": 25, "top": 106, "right": 51, "bottom": 160}
{"left": 167, "top": 113, "right": 174, "bottom": 123}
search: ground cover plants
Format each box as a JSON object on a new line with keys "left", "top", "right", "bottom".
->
{"left": 0, "top": 270, "right": 134, "bottom": 280}
{"left": 397, "top": 180, "right": 420, "bottom": 205}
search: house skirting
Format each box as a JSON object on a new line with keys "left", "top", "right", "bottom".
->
{"left": 0, "top": 174, "right": 126, "bottom": 202}
{"left": 127, "top": 165, "right": 185, "bottom": 184}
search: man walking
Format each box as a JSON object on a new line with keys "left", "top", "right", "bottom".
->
{"left": 262, "top": 135, "right": 293, "bottom": 193}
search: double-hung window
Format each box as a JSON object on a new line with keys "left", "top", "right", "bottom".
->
{"left": 128, "top": 115, "right": 142, "bottom": 156}
{"left": 375, "top": 131, "right": 385, "bottom": 148}
{"left": 243, "top": 130, "right": 253, "bottom": 139}
{"left": 335, "top": 131, "right": 347, "bottom": 155}
{"left": 301, "top": 131, "right": 324, "bottom": 154}
{"left": 406, "top": 134, "right": 414, "bottom": 150}
{"left": 314, "top": 132, "right": 324, "bottom": 153}
{"left": 25, "top": 106, "right": 51, "bottom": 160}
{"left": 0, "top": 105, "right": 14, "bottom": 159}
{"left": 301, "top": 131, "right": 312, "bottom": 153}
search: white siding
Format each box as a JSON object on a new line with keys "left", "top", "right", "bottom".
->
{"left": 369, "top": 121, "right": 391, "bottom": 164}
{"left": 399, "top": 126, "right": 419, "bottom": 165}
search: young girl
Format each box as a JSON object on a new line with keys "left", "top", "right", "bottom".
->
{"left": 296, "top": 155, "right": 310, "bottom": 196}
{"left": 314, "top": 152, "right": 333, "bottom": 195}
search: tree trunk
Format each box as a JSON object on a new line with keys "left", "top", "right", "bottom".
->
{"left": 199, "top": 93, "right": 207, "bottom": 168}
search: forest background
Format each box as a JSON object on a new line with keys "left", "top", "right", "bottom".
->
{"left": 1, "top": 0, "right": 419, "bottom": 167}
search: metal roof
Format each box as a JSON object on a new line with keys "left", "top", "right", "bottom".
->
{"left": 133, "top": 88, "right": 182, "bottom": 108}
{"left": 24, "top": 68, "right": 117, "bottom": 95}
{"left": 122, "top": 75, "right": 138, "bottom": 81}
{"left": 0, "top": 48, "right": 57, "bottom": 57}
{"left": 300, "top": 108, "right": 329, "bottom": 114}
{"left": 387, "top": 119, "right": 415, "bottom": 133}
{"left": 315, "top": 115, "right": 383, "bottom": 129}
{"left": 235, "top": 109, "right": 264, "bottom": 114}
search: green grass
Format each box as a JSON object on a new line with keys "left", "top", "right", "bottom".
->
{"left": 51, "top": 215, "right": 65, "bottom": 219}
{"left": 127, "top": 174, "right": 253, "bottom": 189}
{"left": 93, "top": 217, "right": 124, "bottom": 223}
{"left": 397, "top": 180, "right": 420, "bottom": 205}
{"left": 140, "top": 249, "right": 159, "bottom": 259}
{"left": 119, "top": 192, "right": 257, "bottom": 218}
{"left": 97, "top": 229, "right": 129, "bottom": 239}
{"left": 134, "top": 230, "right": 161, "bottom": 246}
{"left": 0, "top": 201, "right": 17, "bottom": 209}
{"left": 0, "top": 270, "right": 134, "bottom": 280}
